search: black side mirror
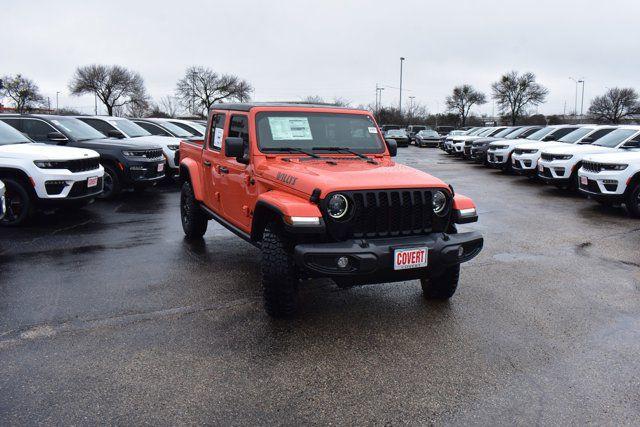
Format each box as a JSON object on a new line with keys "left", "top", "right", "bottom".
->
{"left": 385, "top": 138, "right": 398, "bottom": 157}
{"left": 579, "top": 136, "right": 594, "bottom": 144}
{"left": 623, "top": 139, "right": 640, "bottom": 148}
{"left": 107, "top": 129, "right": 126, "bottom": 139}
{"left": 47, "top": 132, "right": 68, "bottom": 143}
{"left": 224, "top": 137, "right": 247, "bottom": 163}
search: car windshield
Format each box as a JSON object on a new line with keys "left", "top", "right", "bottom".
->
{"left": 187, "top": 122, "right": 207, "bottom": 134}
{"left": 0, "top": 121, "right": 31, "bottom": 145}
{"left": 109, "top": 119, "right": 151, "bottom": 138}
{"left": 526, "top": 127, "right": 555, "bottom": 140}
{"left": 478, "top": 128, "right": 495, "bottom": 136}
{"left": 592, "top": 128, "right": 639, "bottom": 148}
{"left": 155, "top": 120, "right": 194, "bottom": 137}
{"left": 558, "top": 127, "right": 593, "bottom": 143}
{"left": 257, "top": 112, "right": 385, "bottom": 153}
{"left": 419, "top": 130, "right": 439, "bottom": 137}
{"left": 505, "top": 127, "right": 533, "bottom": 139}
{"left": 387, "top": 130, "right": 407, "bottom": 137}
{"left": 50, "top": 118, "right": 106, "bottom": 141}
{"left": 493, "top": 127, "right": 517, "bottom": 138}
{"left": 471, "top": 128, "right": 487, "bottom": 135}
{"left": 412, "top": 126, "right": 426, "bottom": 132}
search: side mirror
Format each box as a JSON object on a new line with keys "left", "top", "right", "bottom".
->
{"left": 224, "top": 137, "right": 247, "bottom": 163}
{"left": 107, "top": 129, "right": 126, "bottom": 139}
{"left": 385, "top": 138, "right": 398, "bottom": 157}
{"left": 578, "top": 136, "right": 594, "bottom": 144}
{"left": 623, "top": 139, "right": 640, "bottom": 148}
{"left": 47, "top": 132, "right": 68, "bottom": 143}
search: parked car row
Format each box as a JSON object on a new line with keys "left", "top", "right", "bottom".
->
{"left": 380, "top": 124, "right": 464, "bottom": 148}
{"left": 440, "top": 125, "right": 640, "bottom": 217}
{"left": 0, "top": 114, "right": 205, "bottom": 226}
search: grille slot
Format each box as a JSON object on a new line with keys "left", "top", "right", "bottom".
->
{"left": 582, "top": 161, "right": 601, "bottom": 173}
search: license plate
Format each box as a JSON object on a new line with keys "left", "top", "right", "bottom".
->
{"left": 580, "top": 176, "right": 588, "bottom": 186}
{"left": 87, "top": 176, "right": 98, "bottom": 188}
{"left": 158, "top": 163, "right": 165, "bottom": 172}
{"left": 538, "top": 164, "right": 544, "bottom": 172}
{"left": 394, "top": 247, "right": 428, "bottom": 270}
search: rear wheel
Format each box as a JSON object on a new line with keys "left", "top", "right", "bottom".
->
{"left": 261, "top": 222, "right": 299, "bottom": 317}
{"left": 1, "top": 178, "right": 33, "bottom": 227}
{"left": 98, "top": 164, "right": 121, "bottom": 200}
{"left": 180, "top": 181, "right": 208, "bottom": 238}
{"left": 625, "top": 181, "right": 640, "bottom": 218}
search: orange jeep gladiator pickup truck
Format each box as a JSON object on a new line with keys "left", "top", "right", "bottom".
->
{"left": 179, "top": 103, "right": 483, "bottom": 317}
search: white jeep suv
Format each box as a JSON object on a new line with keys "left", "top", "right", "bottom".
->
{"left": 578, "top": 137, "right": 640, "bottom": 216}
{"left": 443, "top": 127, "right": 483, "bottom": 153}
{"left": 0, "top": 120, "right": 104, "bottom": 226}
{"left": 451, "top": 127, "right": 497, "bottom": 155}
{"left": 76, "top": 116, "right": 181, "bottom": 177}
{"left": 487, "top": 125, "right": 580, "bottom": 171}
{"left": 538, "top": 126, "right": 640, "bottom": 190}
{"left": 511, "top": 125, "right": 616, "bottom": 176}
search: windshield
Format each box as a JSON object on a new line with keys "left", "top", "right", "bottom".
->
{"left": 155, "top": 120, "right": 194, "bottom": 137}
{"left": 257, "top": 112, "right": 385, "bottom": 153}
{"left": 492, "top": 127, "right": 516, "bottom": 138}
{"left": 558, "top": 127, "right": 593, "bottom": 143}
{"left": 187, "top": 122, "right": 207, "bottom": 134}
{"left": 51, "top": 118, "right": 106, "bottom": 141}
{"left": 0, "top": 121, "right": 31, "bottom": 145}
{"left": 387, "top": 130, "right": 407, "bottom": 137}
{"left": 526, "top": 127, "right": 555, "bottom": 141}
{"left": 477, "top": 128, "right": 495, "bottom": 136}
{"left": 592, "top": 129, "right": 639, "bottom": 148}
{"left": 109, "top": 119, "right": 151, "bottom": 138}
{"left": 505, "top": 127, "right": 533, "bottom": 139}
{"left": 419, "top": 130, "right": 439, "bottom": 137}
{"left": 412, "top": 126, "right": 426, "bottom": 132}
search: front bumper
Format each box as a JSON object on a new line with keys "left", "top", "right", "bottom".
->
{"left": 487, "top": 149, "right": 511, "bottom": 166}
{"left": 453, "top": 144, "right": 465, "bottom": 154}
{"left": 417, "top": 139, "right": 440, "bottom": 147}
{"left": 32, "top": 165, "right": 105, "bottom": 200}
{"left": 511, "top": 153, "right": 539, "bottom": 175}
{"left": 294, "top": 231, "right": 483, "bottom": 284}
{"left": 123, "top": 159, "right": 166, "bottom": 185}
{"left": 577, "top": 169, "right": 627, "bottom": 200}
{"left": 471, "top": 146, "right": 488, "bottom": 162}
{"left": 536, "top": 159, "right": 575, "bottom": 183}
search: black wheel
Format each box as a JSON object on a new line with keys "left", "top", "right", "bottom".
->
{"left": 261, "top": 222, "right": 299, "bottom": 318}
{"left": 625, "top": 181, "right": 640, "bottom": 218}
{"left": 420, "top": 264, "right": 460, "bottom": 299}
{"left": 1, "top": 178, "right": 33, "bottom": 227}
{"left": 98, "top": 164, "right": 121, "bottom": 200}
{"left": 502, "top": 155, "right": 513, "bottom": 173}
{"left": 180, "top": 181, "right": 208, "bottom": 238}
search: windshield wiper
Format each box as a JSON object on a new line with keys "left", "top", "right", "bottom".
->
{"left": 263, "top": 146, "right": 322, "bottom": 159}
{"left": 312, "top": 147, "right": 377, "bottom": 164}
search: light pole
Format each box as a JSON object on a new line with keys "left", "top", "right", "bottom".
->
{"left": 56, "top": 91, "right": 60, "bottom": 113}
{"left": 578, "top": 79, "right": 585, "bottom": 117}
{"left": 375, "top": 85, "right": 385, "bottom": 114}
{"left": 409, "top": 96, "right": 415, "bottom": 113}
{"left": 569, "top": 77, "right": 580, "bottom": 118}
{"left": 399, "top": 57, "right": 405, "bottom": 115}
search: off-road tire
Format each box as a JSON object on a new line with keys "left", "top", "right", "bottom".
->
{"left": 180, "top": 181, "right": 208, "bottom": 238}
{"left": 99, "top": 164, "right": 121, "bottom": 200}
{"left": 1, "top": 178, "right": 34, "bottom": 227}
{"left": 625, "top": 181, "right": 640, "bottom": 218}
{"left": 261, "top": 222, "right": 299, "bottom": 317}
{"left": 420, "top": 264, "right": 460, "bottom": 299}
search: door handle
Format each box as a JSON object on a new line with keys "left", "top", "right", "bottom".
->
{"left": 219, "top": 166, "right": 229, "bottom": 174}
{"left": 203, "top": 160, "right": 211, "bottom": 167}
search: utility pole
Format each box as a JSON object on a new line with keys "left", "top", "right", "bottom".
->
{"left": 399, "top": 57, "right": 405, "bottom": 115}
{"left": 375, "top": 85, "right": 385, "bottom": 114}
{"left": 56, "top": 91, "right": 60, "bottom": 113}
{"left": 578, "top": 79, "right": 585, "bottom": 117}
{"left": 569, "top": 77, "right": 579, "bottom": 118}
{"left": 408, "top": 96, "right": 415, "bottom": 113}
{"left": 94, "top": 93, "right": 98, "bottom": 115}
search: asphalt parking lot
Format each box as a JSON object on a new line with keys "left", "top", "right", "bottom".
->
{"left": 1, "top": 146, "right": 639, "bottom": 425}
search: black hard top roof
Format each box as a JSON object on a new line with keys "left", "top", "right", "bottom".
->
{"left": 210, "top": 102, "right": 361, "bottom": 112}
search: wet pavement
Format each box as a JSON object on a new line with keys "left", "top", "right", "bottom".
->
{"left": 1, "top": 146, "right": 639, "bottom": 424}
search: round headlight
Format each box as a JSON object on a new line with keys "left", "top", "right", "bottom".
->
{"left": 327, "top": 194, "right": 349, "bottom": 219}
{"left": 432, "top": 190, "right": 448, "bottom": 216}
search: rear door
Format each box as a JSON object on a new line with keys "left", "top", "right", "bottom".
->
{"left": 201, "top": 112, "right": 226, "bottom": 213}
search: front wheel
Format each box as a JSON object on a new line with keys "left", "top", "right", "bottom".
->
{"left": 1, "top": 178, "right": 34, "bottom": 227}
{"left": 420, "top": 264, "right": 460, "bottom": 299}
{"left": 180, "top": 181, "right": 208, "bottom": 238}
{"left": 625, "top": 181, "right": 640, "bottom": 218}
{"left": 261, "top": 222, "right": 299, "bottom": 317}
{"left": 98, "top": 164, "right": 121, "bottom": 200}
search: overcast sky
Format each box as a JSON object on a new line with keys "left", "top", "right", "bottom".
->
{"left": 4, "top": 0, "right": 640, "bottom": 116}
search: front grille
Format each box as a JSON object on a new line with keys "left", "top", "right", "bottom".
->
{"left": 128, "top": 149, "right": 164, "bottom": 160}
{"left": 541, "top": 153, "right": 565, "bottom": 161}
{"left": 514, "top": 149, "right": 536, "bottom": 155}
{"left": 40, "top": 157, "right": 100, "bottom": 172}
{"left": 323, "top": 189, "right": 443, "bottom": 240}
{"left": 582, "top": 161, "right": 602, "bottom": 173}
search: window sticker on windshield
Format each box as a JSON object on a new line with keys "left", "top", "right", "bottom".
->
{"left": 368, "top": 127, "right": 377, "bottom": 134}
{"left": 213, "top": 127, "right": 224, "bottom": 148}
{"left": 268, "top": 117, "right": 312, "bottom": 140}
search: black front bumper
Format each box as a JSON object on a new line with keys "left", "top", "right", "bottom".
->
{"left": 537, "top": 167, "right": 569, "bottom": 185}
{"left": 471, "top": 147, "right": 488, "bottom": 162}
{"left": 294, "top": 231, "right": 483, "bottom": 284}
{"left": 122, "top": 159, "right": 166, "bottom": 185}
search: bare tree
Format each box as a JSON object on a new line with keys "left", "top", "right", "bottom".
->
{"left": 176, "top": 66, "right": 253, "bottom": 116}
{"left": 68, "top": 64, "right": 149, "bottom": 116}
{"left": 491, "top": 71, "right": 548, "bottom": 125}
{"left": 159, "top": 95, "right": 180, "bottom": 117}
{"left": 332, "top": 97, "right": 352, "bottom": 107}
{"left": 588, "top": 87, "right": 639, "bottom": 124}
{"left": 0, "top": 74, "right": 44, "bottom": 113}
{"left": 300, "top": 95, "right": 325, "bottom": 104}
{"left": 445, "top": 84, "right": 486, "bottom": 127}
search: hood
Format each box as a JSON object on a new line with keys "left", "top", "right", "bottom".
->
{"left": 490, "top": 138, "right": 543, "bottom": 149}
{"left": 256, "top": 156, "right": 448, "bottom": 197}
{"left": 79, "top": 138, "right": 161, "bottom": 150}
{"left": 543, "top": 144, "right": 616, "bottom": 156}
{"left": 0, "top": 143, "right": 99, "bottom": 160}
{"left": 583, "top": 151, "right": 640, "bottom": 164}
{"left": 514, "top": 141, "right": 565, "bottom": 151}
{"left": 130, "top": 135, "right": 182, "bottom": 147}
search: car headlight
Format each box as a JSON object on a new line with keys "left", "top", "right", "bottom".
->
{"left": 327, "top": 194, "right": 349, "bottom": 219}
{"left": 167, "top": 144, "right": 179, "bottom": 151}
{"left": 122, "top": 151, "right": 138, "bottom": 157}
{"left": 557, "top": 155, "right": 573, "bottom": 160}
{"left": 604, "top": 164, "right": 628, "bottom": 171}
{"left": 34, "top": 160, "right": 59, "bottom": 169}
{"left": 432, "top": 190, "right": 448, "bottom": 216}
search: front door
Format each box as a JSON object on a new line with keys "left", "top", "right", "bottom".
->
{"left": 218, "top": 114, "right": 254, "bottom": 232}
{"left": 202, "top": 112, "right": 226, "bottom": 214}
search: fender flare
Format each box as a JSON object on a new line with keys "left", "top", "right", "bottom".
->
{"left": 625, "top": 171, "right": 640, "bottom": 196}
{"left": 179, "top": 158, "right": 205, "bottom": 201}
{"left": 452, "top": 194, "right": 478, "bottom": 224}
{"left": 251, "top": 190, "right": 323, "bottom": 241}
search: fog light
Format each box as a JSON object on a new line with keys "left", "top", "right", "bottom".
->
{"left": 337, "top": 256, "right": 349, "bottom": 268}
{"left": 458, "top": 247, "right": 464, "bottom": 257}
{"left": 554, "top": 167, "right": 565, "bottom": 175}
